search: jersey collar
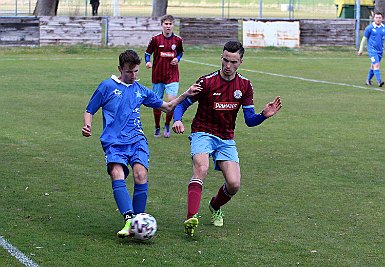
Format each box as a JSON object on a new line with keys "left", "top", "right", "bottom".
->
{"left": 372, "top": 22, "right": 384, "bottom": 28}
{"left": 111, "top": 75, "right": 132, "bottom": 87}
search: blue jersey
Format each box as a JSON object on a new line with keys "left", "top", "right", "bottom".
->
{"left": 364, "top": 22, "right": 385, "bottom": 54}
{"left": 86, "top": 75, "right": 163, "bottom": 148}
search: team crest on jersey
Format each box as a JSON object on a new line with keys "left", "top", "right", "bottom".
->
{"left": 234, "top": 90, "right": 242, "bottom": 99}
{"left": 171, "top": 44, "right": 176, "bottom": 50}
{"left": 113, "top": 88, "right": 122, "bottom": 97}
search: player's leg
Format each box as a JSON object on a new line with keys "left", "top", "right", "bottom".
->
{"left": 164, "top": 82, "right": 179, "bottom": 138}
{"left": 152, "top": 83, "right": 165, "bottom": 137}
{"left": 366, "top": 65, "right": 374, "bottom": 86}
{"left": 370, "top": 54, "right": 384, "bottom": 86}
{"left": 209, "top": 139, "right": 240, "bottom": 227}
{"left": 184, "top": 153, "right": 209, "bottom": 236}
{"left": 132, "top": 163, "right": 148, "bottom": 214}
{"left": 108, "top": 163, "right": 135, "bottom": 238}
{"left": 129, "top": 140, "right": 150, "bottom": 214}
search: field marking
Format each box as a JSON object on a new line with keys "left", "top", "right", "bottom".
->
{"left": 0, "top": 236, "right": 40, "bottom": 267}
{"left": 182, "top": 58, "right": 385, "bottom": 93}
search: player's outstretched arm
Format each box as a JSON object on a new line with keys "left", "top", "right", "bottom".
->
{"left": 82, "top": 111, "right": 93, "bottom": 137}
{"left": 158, "top": 83, "right": 201, "bottom": 113}
{"left": 262, "top": 96, "right": 282, "bottom": 118}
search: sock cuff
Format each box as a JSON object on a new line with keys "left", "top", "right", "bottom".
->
{"left": 112, "top": 179, "right": 126, "bottom": 189}
{"left": 223, "top": 184, "right": 233, "bottom": 197}
{"left": 189, "top": 178, "right": 203, "bottom": 186}
{"left": 134, "top": 182, "right": 148, "bottom": 190}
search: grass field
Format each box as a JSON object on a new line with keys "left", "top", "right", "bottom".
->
{"left": 1, "top": 45, "right": 385, "bottom": 266}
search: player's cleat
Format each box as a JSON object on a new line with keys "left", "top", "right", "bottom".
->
{"left": 163, "top": 125, "right": 170, "bottom": 138}
{"left": 117, "top": 219, "right": 133, "bottom": 238}
{"left": 183, "top": 215, "right": 199, "bottom": 236}
{"left": 209, "top": 202, "right": 224, "bottom": 227}
{"left": 379, "top": 81, "right": 384, "bottom": 87}
{"left": 154, "top": 127, "right": 161, "bottom": 138}
{"left": 365, "top": 80, "right": 373, "bottom": 86}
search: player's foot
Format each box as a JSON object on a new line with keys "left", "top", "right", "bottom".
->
{"left": 117, "top": 219, "right": 133, "bottom": 238}
{"left": 163, "top": 125, "right": 170, "bottom": 138}
{"left": 209, "top": 202, "right": 224, "bottom": 227}
{"left": 379, "top": 81, "right": 384, "bottom": 87}
{"left": 365, "top": 80, "right": 373, "bottom": 86}
{"left": 183, "top": 215, "right": 199, "bottom": 236}
{"left": 154, "top": 127, "right": 161, "bottom": 138}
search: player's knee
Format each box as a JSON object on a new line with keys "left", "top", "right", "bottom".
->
{"left": 227, "top": 181, "right": 240, "bottom": 195}
{"left": 194, "top": 165, "right": 208, "bottom": 178}
{"left": 133, "top": 169, "right": 147, "bottom": 184}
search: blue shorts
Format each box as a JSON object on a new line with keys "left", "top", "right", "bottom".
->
{"left": 189, "top": 132, "right": 239, "bottom": 171}
{"left": 152, "top": 82, "right": 179, "bottom": 99}
{"left": 369, "top": 52, "right": 383, "bottom": 64}
{"left": 104, "top": 139, "right": 150, "bottom": 178}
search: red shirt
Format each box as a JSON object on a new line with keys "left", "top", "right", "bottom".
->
{"left": 189, "top": 70, "right": 254, "bottom": 140}
{"left": 145, "top": 33, "right": 184, "bottom": 84}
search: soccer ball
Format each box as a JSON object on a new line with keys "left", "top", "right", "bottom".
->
{"left": 130, "top": 213, "right": 157, "bottom": 241}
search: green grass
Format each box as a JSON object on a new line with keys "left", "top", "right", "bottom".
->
{"left": 1, "top": 45, "right": 385, "bottom": 266}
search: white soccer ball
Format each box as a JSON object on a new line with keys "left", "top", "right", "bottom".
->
{"left": 130, "top": 213, "right": 157, "bottom": 241}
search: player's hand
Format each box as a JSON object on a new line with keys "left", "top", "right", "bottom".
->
{"left": 82, "top": 124, "right": 92, "bottom": 137}
{"left": 146, "top": 62, "right": 152, "bottom": 69}
{"left": 185, "top": 83, "right": 202, "bottom": 97}
{"left": 170, "top": 58, "right": 179, "bottom": 65}
{"left": 262, "top": 96, "right": 282, "bottom": 118}
{"left": 357, "top": 51, "right": 363, "bottom": 56}
{"left": 172, "top": 120, "right": 185, "bottom": 134}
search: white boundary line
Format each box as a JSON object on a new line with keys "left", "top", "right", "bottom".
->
{"left": 0, "top": 236, "right": 39, "bottom": 267}
{"left": 182, "top": 58, "right": 385, "bottom": 93}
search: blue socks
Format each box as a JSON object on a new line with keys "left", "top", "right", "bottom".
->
{"left": 112, "top": 180, "right": 133, "bottom": 216}
{"left": 133, "top": 182, "right": 148, "bottom": 214}
{"left": 112, "top": 180, "right": 149, "bottom": 216}
{"left": 374, "top": 69, "right": 382, "bottom": 83}
{"left": 367, "top": 69, "right": 374, "bottom": 81}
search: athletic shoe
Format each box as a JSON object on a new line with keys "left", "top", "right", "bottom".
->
{"left": 154, "top": 127, "right": 161, "bottom": 138}
{"left": 365, "top": 80, "right": 373, "bottom": 86}
{"left": 183, "top": 215, "right": 199, "bottom": 236}
{"left": 163, "top": 125, "right": 170, "bottom": 138}
{"left": 117, "top": 219, "right": 133, "bottom": 238}
{"left": 379, "top": 81, "right": 384, "bottom": 87}
{"left": 209, "top": 202, "right": 224, "bottom": 227}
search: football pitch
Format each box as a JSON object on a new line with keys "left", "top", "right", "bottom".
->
{"left": 1, "top": 45, "right": 385, "bottom": 266}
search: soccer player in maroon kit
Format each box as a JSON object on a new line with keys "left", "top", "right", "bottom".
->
{"left": 172, "top": 41, "right": 282, "bottom": 236}
{"left": 145, "top": 15, "right": 184, "bottom": 138}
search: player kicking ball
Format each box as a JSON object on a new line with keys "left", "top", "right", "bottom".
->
{"left": 172, "top": 41, "right": 282, "bottom": 236}
{"left": 82, "top": 49, "right": 200, "bottom": 238}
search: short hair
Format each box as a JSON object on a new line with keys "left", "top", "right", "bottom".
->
{"left": 161, "top": 14, "right": 175, "bottom": 24}
{"left": 374, "top": 11, "right": 383, "bottom": 17}
{"left": 223, "top": 41, "right": 245, "bottom": 59}
{"left": 119, "top": 49, "right": 141, "bottom": 68}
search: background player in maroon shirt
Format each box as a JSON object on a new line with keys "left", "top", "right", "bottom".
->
{"left": 145, "top": 15, "right": 184, "bottom": 138}
{"left": 172, "top": 41, "right": 282, "bottom": 236}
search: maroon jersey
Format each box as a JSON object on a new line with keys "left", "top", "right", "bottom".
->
{"left": 189, "top": 70, "right": 254, "bottom": 140}
{"left": 145, "top": 33, "right": 183, "bottom": 84}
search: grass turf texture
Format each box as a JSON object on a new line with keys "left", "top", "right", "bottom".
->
{"left": 1, "top": 46, "right": 385, "bottom": 266}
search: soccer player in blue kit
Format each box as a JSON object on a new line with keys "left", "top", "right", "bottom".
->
{"left": 358, "top": 12, "right": 385, "bottom": 87}
{"left": 82, "top": 49, "right": 201, "bottom": 238}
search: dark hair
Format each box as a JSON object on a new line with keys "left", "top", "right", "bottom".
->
{"left": 375, "top": 11, "right": 383, "bottom": 17}
{"left": 119, "top": 49, "right": 141, "bottom": 68}
{"left": 161, "top": 14, "right": 175, "bottom": 24}
{"left": 223, "top": 41, "right": 245, "bottom": 59}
